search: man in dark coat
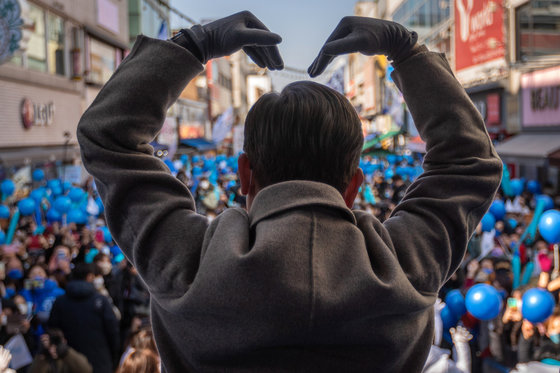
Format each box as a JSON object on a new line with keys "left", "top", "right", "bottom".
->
{"left": 76, "top": 11, "right": 502, "bottom": 373}
{"left": 48, "top": 264, "right": 119, "bottom": 373}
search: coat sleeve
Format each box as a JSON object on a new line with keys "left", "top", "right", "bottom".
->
{"left": 77, "top": 36, "right": 209, "bottom": 299}
{"left": 383, "top": 49, "right": 502, "bottom": 293}
{"left": 100, "top": 295, "right": 120, "bottom": 369}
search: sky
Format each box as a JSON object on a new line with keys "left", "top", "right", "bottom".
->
{"left": 170, "top": 0, "right": 364, "bottom": 89}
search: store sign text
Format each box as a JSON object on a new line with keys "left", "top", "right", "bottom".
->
{"left": 20, "top": 98, "right": 55, "bottom": 130}
{"left": 531, "top": 86, "right": 560, "bottom": 112}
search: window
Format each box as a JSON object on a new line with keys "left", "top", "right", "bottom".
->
{"left": 47, "top": 13, "right": 65, "bottom": 75}
{"left": 10, "top": 4, "right": 66, "bottom": 76}
{"left": 516, "top": 0, "right": 560, "bottom": 60}
{"left": 88, "top": 38, "right": 117, "bottom": 85}
{"left": 27, "top": 3, "right": 47, "bottom": 72}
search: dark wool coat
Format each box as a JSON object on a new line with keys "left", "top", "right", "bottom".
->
{"left": 77, "top": 36, "right": 502, "bottom": 372}
{"left": 48, "top": 281, "right": 119, "bottom": 373}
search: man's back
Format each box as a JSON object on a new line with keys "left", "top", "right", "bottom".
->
{"left": 48, "top": 281, "right": 119, "bottom": 373}
{"left": 76, "top": 17, "right": 502, "bottom": 372}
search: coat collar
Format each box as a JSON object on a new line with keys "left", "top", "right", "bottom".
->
{"left": 248, "top": 180, "right": 357, "bottom": 228}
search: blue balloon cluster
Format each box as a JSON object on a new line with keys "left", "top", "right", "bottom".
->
{"left": 1, "top": 180, "right": 15, "bottom": 197}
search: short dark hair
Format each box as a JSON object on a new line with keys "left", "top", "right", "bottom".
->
{"left": 71, "top": 263, "right": 96, "bottom": 281}
{"left": 244, "top": 81, "right": 363, "bottom": 193}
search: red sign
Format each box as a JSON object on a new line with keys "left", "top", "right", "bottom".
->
{"left": 455, "top": 0, "right": 505, "bottom": 71}
{"left": 486, "top": 93, "right": 500, "bottom": 125}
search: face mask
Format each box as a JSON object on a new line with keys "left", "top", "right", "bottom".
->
{"left": 17, "top": 303, "right": 28, "bottom": 316}
{"left": 550, "top": 334, "right": 560, "bottom": 344}
{"left": 7, "top": 269, "right": 23, "bottom": 280}
{"left": 98, "top": 262, "right": 112, "bottom": 276}
{"left": 200, "top": 181, "right": 210, "bottom": 190}
{"left": 482, "top": 268, "right": 493, "bottom": 275}
{"left": 93, "top": 277, "right": 104, "bottom": 290}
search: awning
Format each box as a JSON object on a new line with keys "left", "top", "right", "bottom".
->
{"left": 362, "top": 130, "right": 402, "bottom": 151}
{"left": 0, "top": 145, "right": 81, "bottom": 166}
{"left": 179, "top": 138, "right": 217, "bottom": 151}
{"left": 494, "top": 133, "right": 560, "bottom": 160}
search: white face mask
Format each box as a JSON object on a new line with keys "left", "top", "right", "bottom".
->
{"left": 200, "top": 181, "right": 210, "bottom": 190}
{"left": 17, "top": 303, "right": 28, "bottom": 316}
{"left": 93, "top": 277, "right": 104, "bottom": 290}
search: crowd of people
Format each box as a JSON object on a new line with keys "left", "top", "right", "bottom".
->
{"left": 0, "top": 151, "right": 559, "bottom": 372}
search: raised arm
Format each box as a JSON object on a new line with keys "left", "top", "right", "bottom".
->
{"left": 309, "top": 17, "right": 502, "bottom": 293}
{"left": 77, "top": 11, "right": 283, "bottom": 299}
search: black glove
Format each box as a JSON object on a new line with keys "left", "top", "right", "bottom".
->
{"left": 308, "top": 17, "right": 417, "bottom": 77}
{"left": 172, "top": 11, "right": 283, "bottom": 70}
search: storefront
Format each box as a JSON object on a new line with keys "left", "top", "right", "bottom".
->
{"left": 0, "top": 78, "right": 82, "bottom": 178}
{"left": 495, "top": 65, "right": 560, "bottom": 189}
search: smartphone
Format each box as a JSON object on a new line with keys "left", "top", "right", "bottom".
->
{"left": 507, "top": 297, "right": 518, "bottom": 309}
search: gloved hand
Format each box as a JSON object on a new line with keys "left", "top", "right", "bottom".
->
{"left": 308, "top": 17, "right": 417, "bottom": 77}
{"left": 173, "top": 11, "right": 283, "bottom": 70}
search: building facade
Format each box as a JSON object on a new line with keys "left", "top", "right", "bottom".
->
{"left": 0, "top": 0, "right": 129, "bottom": 182}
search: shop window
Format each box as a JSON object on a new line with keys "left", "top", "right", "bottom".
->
{"left": 47, "top": 13, "right": 65, "bottom": 76}
{"left": 517, "top": 0, "right": 560, "bottom": 60}
{"left": 88, "top": 38, "right": 117, "bottom": 85}
{"left": 27, "top": 4, "right": 47, "bottom": 72}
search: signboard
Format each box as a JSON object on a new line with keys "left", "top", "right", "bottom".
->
{"left": 455, "top": 0, "right": 505, "bottom": 72}
{"left": 0, "top": 0, "right": 24, "bottom": 64}
{"left": 20, "top": 98, "right": 55, "bottom": 129}
{"left": 470, "top": 90, "right": 502, "bottom": 127}
{"left": 521, "top": 65, "right": 560, "bottom": 128}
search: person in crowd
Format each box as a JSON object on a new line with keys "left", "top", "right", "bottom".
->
{"left": 29, "top": 328, "right": 92, "bottom": 373}
{"left": 76, "top": 9, "right": 501, "bottom": 372}
{"left": 19, "top": 265, "right": 64, "bottom": 324}
{"left": 117, "top": 348, "right": 160, "bottom": 373}
{"left": 48, "top": 263, "right": 119, "bottom": 373}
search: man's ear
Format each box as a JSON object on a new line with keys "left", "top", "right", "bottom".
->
{"left": 343, "top": 168, "right": 364, "bottom": 209}
{"left": 238, "top": 153, "right": 252, "bottom": 196}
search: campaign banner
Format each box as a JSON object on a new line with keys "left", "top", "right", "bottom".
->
{"left": 455, "top": 0, "right": 505, "bottom": 72}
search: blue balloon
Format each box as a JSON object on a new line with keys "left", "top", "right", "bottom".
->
{"left": 17, "top": 198, "right": 36, "bottom": 216}
{"left": 445, "top": 289, "right": 467, "bottom": 319}
{"left": 527, "top": 180, "right": 541, "bottom": 194}
{"left": 192, "top": 155, "right": 200, "bottom": 164}
{"left": 32, "top": 169, "right": 45, "bottom": 182}
{"left": 466, "top": 284, "right": 502, "bottom": 321}
{"left": 386, "top": 154, "right": 397, "bottom": 165}
{"left": 192, "top": 166, "right": 203, "bottom": 177}
{"left": 62, "top": 181, "right": 72, "bottom": 192}
{"left": 67, "top": 209, "right": 87, "bottom": 224}
{"left": 180, "top": 154, "right": 188, "bottom": 165}
{"left": 522, "top": 288, "right": 555, "bottom": 323}
{"left": 384, "top": 168, "right": 395, "bottom": 180}
{"left": 30, "top": 188, "right": 46, "bottom": 204}
{"left": 46, "top": 208, "right": 62, "bottom": 223}
{"left": 489, "top": 200, "right": 506, "bottom": 221}
{"left": 68, "top": 187, "right": 85, "bottom": 203}
{"left": 481, "top": 212, "right": 496, "bottom": 232}
{"left": 537, "top": 195, "right": 554, "bottom": 211}
{"left": 538, "top": 210, "right": 560, "bottom": 244}
{"left": 47, "top": 179, "right": 61, "bottom": 191}
{"left": 0, "top": 230, "right": 5, "bottom": 245}
{"left": 441, "top": 305, "right": 458, "bottom": 332}
{"left": 0, "top": 205, "right": 10, "bottom": 219}
{"left": 53, "top": 196, "right": 72, "bottom": 214}
{"left": 0, "top": 180, "right": 15, "bottom": 197}
{"left": 510, "top": 179, "right": 524, "bottom": 196}
{"left": 507, "top": 218, "right": 518, "bottom": 230}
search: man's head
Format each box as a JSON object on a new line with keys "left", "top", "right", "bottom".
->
{"left": 240, "top": 81, "right": 364, "bottom": 209}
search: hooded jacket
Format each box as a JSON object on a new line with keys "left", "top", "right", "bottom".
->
{"left": 48, "top": 281, "right": 119, "bottom": 373}
{"left": 76, "top": 36, "right": 502, "bottom": 372}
